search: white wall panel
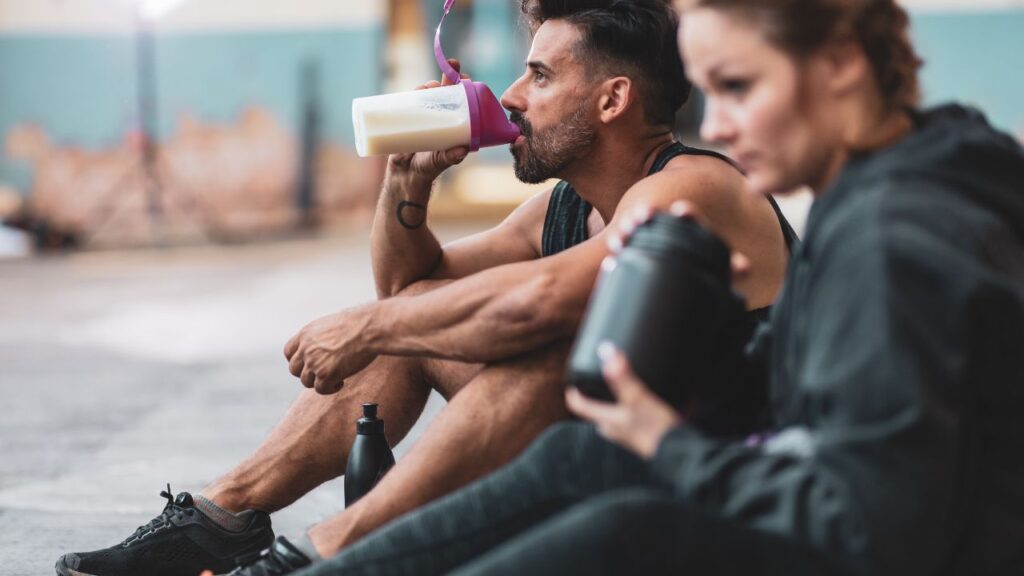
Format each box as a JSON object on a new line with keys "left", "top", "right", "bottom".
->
{"left": 158, "top": 0, "right": 384, "bottom": 32}
{"left": 0, "top": 0, "right": 385, "bottom": 34}
{"left": 901, "top": 0, "right": 1024, "bottom": 10}
{"left": 0, "top": 0, "right": 135, "bottom": 34}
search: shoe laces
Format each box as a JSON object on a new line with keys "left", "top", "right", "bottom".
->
{"left": 122, "top": 483, "right": 195, "bottom": 546}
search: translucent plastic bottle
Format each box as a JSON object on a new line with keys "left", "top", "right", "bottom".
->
{"left": 350, "top": 0, "right": 520, "bottom": 157}
{"left": 352, "top": 81, "right": 520, "bottom": 157}
{"left": 344, "top": 403, "right": 396, "bottom": 507}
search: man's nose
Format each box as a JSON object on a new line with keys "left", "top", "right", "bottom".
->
{"left": 500, "top": 75, "right": 527, "bottom": 113}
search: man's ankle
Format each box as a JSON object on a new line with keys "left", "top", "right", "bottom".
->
{"left": 200, "top": 484, "right": 251, "bottom": 515}
{"left": 307, "top": 521, "right": 354, "bottom": 558}
{"left": 293, "top": 532, "right": 325, "bottom": 562}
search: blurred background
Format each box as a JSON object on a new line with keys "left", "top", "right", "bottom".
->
{"left": 0, "top": 1, "right": 1022, "bottom": 574}
{"left": 0, "top": 0, "right": 1019, "bottom": 252}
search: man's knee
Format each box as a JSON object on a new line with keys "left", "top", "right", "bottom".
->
{"left": 430, "top": 340, "right": 571, "bottom": 400}
{"left": 493, "top": 339, "right": 572, "bottom": 375}
{"left": 393, "top": 279, "right": 453, "bottom": 298}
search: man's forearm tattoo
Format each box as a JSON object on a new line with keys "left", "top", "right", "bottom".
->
{"left": 396, "top": 200, "right": 428, "bottom": 230}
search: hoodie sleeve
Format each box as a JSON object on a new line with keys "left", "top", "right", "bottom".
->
{"left": 648, "top": 186, "right": 1004, "bottom": 575}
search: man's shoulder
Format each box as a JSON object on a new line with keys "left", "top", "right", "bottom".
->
{"left": 499, "top": 185, "right": 560, "bottom": 253}
{"left": 622, "top": 152, "right": 746, "bottom": 213}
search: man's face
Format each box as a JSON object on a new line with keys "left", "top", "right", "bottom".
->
{"left": 501, "top": 20, "right": 598, "bottom": 184}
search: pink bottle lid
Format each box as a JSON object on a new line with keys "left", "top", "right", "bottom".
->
{"left": 434, "top": 0, "right": 521, "bottom": 151}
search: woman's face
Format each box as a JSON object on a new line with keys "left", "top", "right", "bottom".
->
{"left": 680, "top": 8, "right": 842, "bottom": 196}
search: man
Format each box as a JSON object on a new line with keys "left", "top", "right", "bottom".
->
{"left": 56, "top": 1, "right": 793, "bottom": 575}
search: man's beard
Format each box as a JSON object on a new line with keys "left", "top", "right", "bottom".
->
{"left": 510, "top": 103, "right": 597, "bottom": 184}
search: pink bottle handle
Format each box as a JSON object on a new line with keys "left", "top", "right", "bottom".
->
{"left": 434, "top": 0, "right": 462, "bottom": 85}
{"left": 432, "top": 0, "right": 520, "bottom": 151}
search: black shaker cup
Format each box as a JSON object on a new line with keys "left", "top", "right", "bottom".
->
{"left": 567, "top": 214, "right": 750, "bottom": 414}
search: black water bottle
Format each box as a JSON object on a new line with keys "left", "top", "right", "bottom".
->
{"left": 568, "top": 214, "right": 749, "bottom": 413}
{"left": 344, "top": 403, "right": 395, "bottom": 507}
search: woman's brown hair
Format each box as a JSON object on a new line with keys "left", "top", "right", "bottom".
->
{"left": 677, "top": 0, "right": 923, "bottom": 111}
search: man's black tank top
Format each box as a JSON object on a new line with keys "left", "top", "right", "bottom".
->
{"left": 539, "top": 142, "right": 799, "bottom": 321}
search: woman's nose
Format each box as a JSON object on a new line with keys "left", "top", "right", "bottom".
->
{"left": 700, "top": 98, "right": 736, "bottom": 145}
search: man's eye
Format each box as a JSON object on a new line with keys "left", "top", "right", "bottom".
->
{"left": 533, "top": 71, "right": 546, "bottom": 82}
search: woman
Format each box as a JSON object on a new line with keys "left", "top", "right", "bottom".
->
{"left": 285, "top": 0, "right": 1024, "bottom": 574}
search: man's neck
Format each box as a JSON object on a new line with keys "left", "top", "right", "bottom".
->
{"left": 563, "top": 131, "right": 676, "bottom": 223}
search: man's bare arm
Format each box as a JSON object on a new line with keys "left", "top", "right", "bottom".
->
{"left": 367, "top": 158, "right": 780, "bottom": 362}
{"left": 370, "top": 146, "right": 457, "bottom": 298}
{"left": 371, "top": 175, "right": 548, "bottom": 298}
{"left": 287, "top": 232, "right": 605, "bottom": 393}
{"left": 368, "top": 238, "right": 601, "bottom": 362}
{"left": 286, "top": 158, "right": 786, "bottom": 394}
{"left": 370, "top": 61, "right": 541, "bottom": 298}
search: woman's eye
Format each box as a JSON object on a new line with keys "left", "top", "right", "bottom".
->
{"left": 720, "top": 78, "right": 749, "bottom": 95}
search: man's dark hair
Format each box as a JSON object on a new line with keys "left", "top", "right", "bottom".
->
{"left": 520, "top": 0, "right": 691, "bottom": 126}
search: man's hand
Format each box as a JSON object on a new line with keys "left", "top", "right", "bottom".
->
{"left": 566, "top": 343, "right": 682, "bottom": 459}
{"left": 283, "top": 305, "right": 378, "bottom": 395}
{"left": 386, "top": 59, "right": 472, "bottom": 189}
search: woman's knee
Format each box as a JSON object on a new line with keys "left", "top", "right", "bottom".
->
{"left": 527, "top": 421, "right": 598, "bottom": 463}
{"left": 521, "top": 421, "right": 646, "bottom": 490}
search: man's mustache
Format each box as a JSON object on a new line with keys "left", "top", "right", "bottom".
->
{"left": 509, "top": 112, "right": 532, "bottom": 138}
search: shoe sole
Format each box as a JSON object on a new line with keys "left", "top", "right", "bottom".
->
{"left": 55, "top": 556, "right": 96, "bottom": 576}
{"left": 55, "top": 529, "right": 272, "bottom": 576}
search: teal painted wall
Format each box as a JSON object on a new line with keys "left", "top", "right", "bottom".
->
{"left": 911, "top": 9, "right": 1024, "bottom": 138}
{"left": 1, "top": 9, "right": 1022, "bottom": 195}
{"left": 0, "top": 26, "right": 383, "bottom": 193}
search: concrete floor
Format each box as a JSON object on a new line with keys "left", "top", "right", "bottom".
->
{"left": 0, "top": 224, "right": 489, "bottom": 576}
{"left": 0, "top": 194, "right": 813, "bottom": 575}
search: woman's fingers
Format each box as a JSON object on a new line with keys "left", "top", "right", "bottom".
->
{"left": 565, "top": 387, "right": 617, "bottom": 423}
{"left": 598, "top": 343, "right": 645, "bottom": 401}
{"left": 731, "top": 252, "right": 752, "bottom": 283}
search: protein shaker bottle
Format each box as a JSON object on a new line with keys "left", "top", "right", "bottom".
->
{"left": 567, "top": 214, "right": 750, "bottom": 413}
{"left": 344, "top": 403, "right": 396, "bottom": 507}
{"left": 351, "top": 0, "right": 520, "bottom": 157}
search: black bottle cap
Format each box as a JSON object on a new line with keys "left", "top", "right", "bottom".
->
{"left": 357, "top": 403, "right": 385, "bottom": 435}
{"left": 628, "top": 214, "right": 731, "bottom": 283}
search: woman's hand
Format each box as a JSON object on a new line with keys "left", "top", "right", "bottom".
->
{"left": 566, "top": 343, "right": 683, "bottom": 459}
{"left": 605, "top": 200, "right": 752, "bottom": 283}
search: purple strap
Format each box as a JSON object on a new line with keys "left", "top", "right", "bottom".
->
{"left": 433, "top": 0, "right": 481, "bottom": 149}
{"left": 434, "top": 0, "right": 462, "bottom": 85}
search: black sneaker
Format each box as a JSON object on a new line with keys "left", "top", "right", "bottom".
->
{"left": 56, "top": 484, "right": 274, "bottom": 576}
{"left": 223, "top": 536, "right": 313, "bottom": 576}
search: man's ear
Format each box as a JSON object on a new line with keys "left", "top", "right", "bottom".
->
{"left": 596, "top": 76, "right": 634, "bottom": 124}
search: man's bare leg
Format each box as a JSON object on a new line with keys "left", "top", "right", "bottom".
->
{"left": 203, "top": 354, "right": 481, "bottom": 513}
{"left": 307, "top": 342, "right": 571, "bottom": 557}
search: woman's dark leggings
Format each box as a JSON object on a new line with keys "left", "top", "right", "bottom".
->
{"left": 297, "top": 422, "right": 841, "bottom": 576}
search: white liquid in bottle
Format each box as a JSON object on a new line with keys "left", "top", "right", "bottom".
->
{"left": 352, "top": 85, "right": 472, "bottom": 157}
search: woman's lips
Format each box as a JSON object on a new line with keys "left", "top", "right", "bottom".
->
{"left": 734, "top": 152, "right": 755, "bottom": 171}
